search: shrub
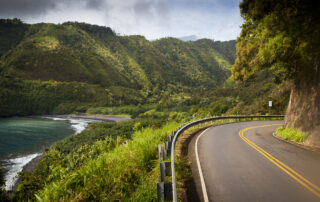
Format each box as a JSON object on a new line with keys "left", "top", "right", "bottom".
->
{"left": 276, "top": 127, "right": 307, "bottom": 143}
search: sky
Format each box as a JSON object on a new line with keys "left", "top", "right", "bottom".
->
{"left": 0, "top": 0, "right": 243, "bottom": 41}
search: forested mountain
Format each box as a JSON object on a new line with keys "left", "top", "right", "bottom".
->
{"left": 0, "top": 19, "right": 235, "bottom": 116}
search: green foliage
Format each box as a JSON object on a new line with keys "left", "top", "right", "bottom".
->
{"left": 0, "top": 167, "right": 4, "bottom": 186}
{"left": 0, "top": 78, "right": 112, "bottom": 116}
{"left": 209, "top": 101, "right": 229, "bottom": 115}
{"left": 152, "top": 38, "right": 233, "bottom": 87}
{"left": 87, "top": 104, "right": 154, "bottom": 118}
{"left": 35, "top": 122, "right": 178, "bottom": 201}
{"left": 52, "top": 120, "right": 135, "bottom": 154}
{"left": 276, "top": 126, "right": 307, "bottom": 143}
{"left": 0, "top": 18, "right": 28, "bottom": 57}
{"left": 233, "top": 0, "right": 320, "bottom": 83}
{"left": 188, "top": 70, "right": 290, "bottom": 117}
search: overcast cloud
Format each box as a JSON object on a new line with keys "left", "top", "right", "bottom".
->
{"left": 0, "top": 0, "right": 243, "bottom": 41}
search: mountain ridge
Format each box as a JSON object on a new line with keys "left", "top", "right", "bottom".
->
{"left": 0, "top": 19, "right": 236, "bottom": 116}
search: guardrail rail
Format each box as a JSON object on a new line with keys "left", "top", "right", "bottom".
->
{"left": 156, "top": 115, "right": 284, "bottom": 202}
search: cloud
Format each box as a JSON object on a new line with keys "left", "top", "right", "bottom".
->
{"left": 85, "top": 0, "right": 107, "bottom": 10}
{"left": 133, "top": 0, "right": 170, "bottom": 20}
{"left": 0, "top": 0, "right": 57, "bottom": 16}
{"left": 0, "top": 0, "right": 108, "bottom": 17}
{"left": 0, "top": 0, "right": 243, "bottom": 41}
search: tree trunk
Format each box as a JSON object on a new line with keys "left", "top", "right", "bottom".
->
{"left": 285, "top": 74, "right": 320, "bottom": 147}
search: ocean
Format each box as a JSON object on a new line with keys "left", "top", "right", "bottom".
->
{"left": 0, "top": 116, "right": 96, "bottom": 190}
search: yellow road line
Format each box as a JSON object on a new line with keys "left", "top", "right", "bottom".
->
{"left": 239, "top": 124, "right": 320, "bottom": 198}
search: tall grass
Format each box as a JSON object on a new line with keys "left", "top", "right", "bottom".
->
{"left": 35, "top": 122, "right": 180, "bottom": 201}
{"left": 276, "top": 127, "right": 307, "bottom": 143}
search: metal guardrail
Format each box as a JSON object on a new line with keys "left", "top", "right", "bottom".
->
{"left": 157, "top": 115, "right": 284, "bottom": 202}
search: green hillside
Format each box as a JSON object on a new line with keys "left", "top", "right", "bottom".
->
{"left": 0, "top": 19, "right": 235, "bottom": 116}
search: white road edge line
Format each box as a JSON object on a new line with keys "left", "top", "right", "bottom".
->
{"left": 195, "top": 127, "right": 211, "bottom": 202}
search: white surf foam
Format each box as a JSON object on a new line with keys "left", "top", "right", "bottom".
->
{"left": 3, "top": 117, "right": 98, "bottom": 190}
{"left": 4, "top": 153, "right": 41, "bottom": 190}
{"left": 43, "top": 117, "right": 97, "bottom": 134}
{"left": 68, "top": 118, "right": 95, "bottom": 134}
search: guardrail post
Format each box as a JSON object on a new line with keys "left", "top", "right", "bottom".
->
{"left": 164, "top": 182, "right": 173, "bottom": 201}
{"left": 159, "top": 161, "right": 172, "bottom": 201}
{"left": 160, "top": 162, "right": 166, "bottom": 182}
{"left": 157, "top": 182, "right": 164, "bottom": 202}
{"left": 164, "top": 162, "right": 171, "bottom": 176}
{"left": 158, "top": 144, "right": 162, "bottom": 162}
{"left": 163, "top": 149, "right": 167, "bottom": 161}
{"left": 165, "top": 141, "right": 171, "bottom": 156}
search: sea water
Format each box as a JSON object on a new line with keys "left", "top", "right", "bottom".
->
{"left": 0, "top": 117, "right": 95, "bottom": 190}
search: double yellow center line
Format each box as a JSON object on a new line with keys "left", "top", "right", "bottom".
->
{"left": 239, "top": 124, "right": 320, "bottom": 198}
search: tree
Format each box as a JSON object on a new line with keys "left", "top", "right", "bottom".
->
{"left": 232, "top": 0, "right": 320, "bottom": 146}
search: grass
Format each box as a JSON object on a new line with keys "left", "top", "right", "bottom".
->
{"left": 33, "top": 121, "right": 180, "bottom": 201}
{"left": 276, "top": 126, "right": 307, "bottom": 143}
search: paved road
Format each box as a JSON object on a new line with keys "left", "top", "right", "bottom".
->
{"left": 191, "top": 121, "right": 320, "bottom": 202}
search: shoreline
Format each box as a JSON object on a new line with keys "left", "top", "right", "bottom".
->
{"left": 9, "top": 154, "right": 43, "bottom": 193}
{"left": 6, "top": 114, "right": 130, "bottom": 193}
{"left": 32, "top": 114, "right": 131, "bottom": 122}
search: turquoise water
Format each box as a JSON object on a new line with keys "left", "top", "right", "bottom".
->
{"left": 0, "top": 117, "right": 95, "bottom": 190}
{"left": 0, "top": 117, "right": 74, "bottom": 160}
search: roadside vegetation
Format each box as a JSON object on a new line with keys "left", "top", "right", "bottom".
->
{"left": 276, "top": 127, "right": 307, "bottom": 143}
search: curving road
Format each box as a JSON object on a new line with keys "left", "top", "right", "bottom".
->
{"left": 189, "top": 121, "right": 320, "bottom": 202}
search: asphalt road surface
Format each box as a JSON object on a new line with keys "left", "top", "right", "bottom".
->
{"left": 191, "top": 121, "right": 320, "bottom": 202}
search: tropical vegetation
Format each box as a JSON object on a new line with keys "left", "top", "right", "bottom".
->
{"left": 232, "top": 0, "right": 320, "bottom": 145}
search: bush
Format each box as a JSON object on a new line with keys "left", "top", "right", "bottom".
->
{"left": 52, "top": 120, "right": 135, "bottom": 154}
{"left": 276, "top": 127, "right": 307, "bottom": 143}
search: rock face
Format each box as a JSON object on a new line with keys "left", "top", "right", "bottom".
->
{"left": 285, "top": 75, "right": 320, "bottom": 147}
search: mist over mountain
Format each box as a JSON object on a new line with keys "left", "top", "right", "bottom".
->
{"left": 178, "top": 35, "right": 198, "bottom": 41}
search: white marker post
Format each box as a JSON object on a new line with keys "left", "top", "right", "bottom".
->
{"left": 269, "top": 101, "right": 272, "bottom": 115}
